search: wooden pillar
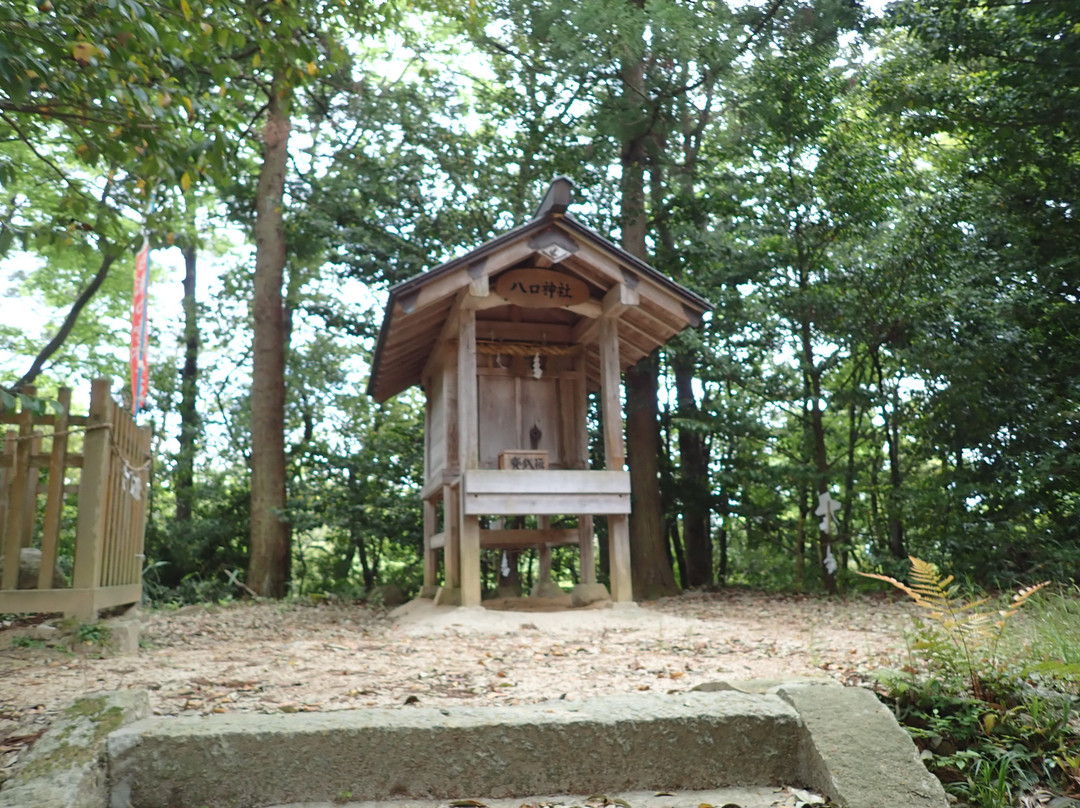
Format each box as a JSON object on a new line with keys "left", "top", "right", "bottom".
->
{"left": 1, "top": 385, "right": 35, "bottom": 591}
{"left": 421, "top": 495, "right": 438, "bottom": 596}
{"left": 599, "top": 318, "right": 632, "bottom": 602}
{"left": 72, "top": 378, "right": 113, "bottom": 619}
{"left": 578, "top": 515, "right": 596, "bottom": 584}
{"left": 131, "top": 422, "right": 151, "bottom": 587}
{"left": 0, "top": 430, "right": 12, "bottom": 563}
{"left": 443, "top": 483, "right": 460, "bottom": 589}
{"left": 38, "top": 387, "right": 72, "bottom": 590}
{"left": 537, "top": 541, "right": 553, "bottom": 582}
{"left": 530, "top": 515, "right": 562, "bottom": 598}
{"left": 22, "top": 433, "right": 41, "bottom": 549}
{"left": 457, "top": 308, "right": 482, "bottom": 607}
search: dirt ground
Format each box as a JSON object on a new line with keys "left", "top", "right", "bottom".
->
{"left": 0, "top": 590, "right": 917, "bottom": 785}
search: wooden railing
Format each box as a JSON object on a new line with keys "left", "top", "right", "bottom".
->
{"left": 0, "top": 379, "right": 150, "bottom": 619}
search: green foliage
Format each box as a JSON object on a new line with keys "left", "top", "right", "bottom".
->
{"left": 142, "top": 473, "right": 250, "bottom": 604}
{"left": 6, "top": 0, "right": 1079, "bottom": 605}
{"left": 882, "top": 678, "right": 1080, "bottom": 807}
{"left": 866, "top": 0, "right": 1080, "bottom": 585}
{"left": 74, "top": 621, "right": 110, "bottom": 646}
{"left": 860, "top": 557, "right": 1049, "bottom": 698}
{"left": 1018, "top": 590, "right": 1080, "bottom": 677}
{"left": 870, "top": 560, "right": 1078, "bottom": 805}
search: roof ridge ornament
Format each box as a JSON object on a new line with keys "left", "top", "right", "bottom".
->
{"left": 533, "top": 176, "right": 575, "bottom": 220}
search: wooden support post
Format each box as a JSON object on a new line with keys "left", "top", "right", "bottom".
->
{"left": 578, "top": 514, "right": 595, "bottom": 584}
{"left": 458, "top": 310, "right": 479, "bottom": 470}
{"left": 599, "top": 319, "right": 625, "bottom": 469}
{"left": 0, "top": 430, "right": 12, "bottom": 558}
{"left": 38, "top": 387, "right": 72, "bottom": 590}
{"left": 71, "top": 378, "right": 113, "bottom": 619}
{"left": 557, "top": 377, "right": 575, "bottom": 468}
{"left": 103, "top": 401, "right": 124, "bottom": 588}
{"left": 22, "top": 433, "right": 41, "bottom": 549}
{"left": 599, "top": 318, "right": 632, "bottom": 602}
{"left": 421, "top": 496, "right": 438, "bottom": 597}
{"left": 2, "top": 386, "right": 35, "bottom": 590}
{"left": 459, "top": 510, "right": 481, "bottom": 607}
{"left": 422, "top": 373, "right": 433, "bottom": 489}
{"left": 607, "top": 514, "right": 632, "bottom": 602}
{"left": 444, "top": 483, "right": 460, "bottom": 589}
{"left": 129, "top": 422, "right": 151, "bottom": 587}
{"left": 457, "top": 308, "right": 482, "bottom": 607}
{"left": 530, "top": 515, "right": 562, "bottom": 598}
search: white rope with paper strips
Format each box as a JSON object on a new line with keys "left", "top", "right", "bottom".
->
{"left": 815, "top": 491, "right": 842, "bottom": 575}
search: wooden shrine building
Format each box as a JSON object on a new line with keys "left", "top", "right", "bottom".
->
{"left": 367, "top": 178, "right": 711, "bottom": 607}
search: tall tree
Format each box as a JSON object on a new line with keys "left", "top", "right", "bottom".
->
{"left": 616, "top": 0, "right": 679, "bottom": 599}
{"left": 0, "top": 0, "right": 233, "bottom": 391}
{"left": 247, "top": 69, "right": 294, "bottom": 597}
{"left": 708, "top": 0, "right": 878, "bottom": 592}
{"left": 866, "top": 0, "right": 1080, "bottom": 581}
{"left": 175, "top": 243, "right": 200, "bottom": 522}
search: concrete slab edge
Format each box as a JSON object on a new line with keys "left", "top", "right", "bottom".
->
{"left": 87, "top": 684, "right": 952, "bottom": 808}
{"left": 107, "top": 692, "right": 804, "bottom": 808}
{"left": 0, "top": 690, "right": 150, "bottom": 808}
{"left": 776, "top": 684, "right": 948, "bottom": 808}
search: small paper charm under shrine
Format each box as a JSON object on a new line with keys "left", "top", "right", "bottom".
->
{"left": 367, "top": 177, "right": 712, "bottom": 608}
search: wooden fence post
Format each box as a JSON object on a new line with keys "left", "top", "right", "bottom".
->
{"left": 71, "top": 378, "right": 113, "bottom": 619}
{"left": 22, "top": 433, "right": 41, "bottom": 549}
{"left": 37, "top": 387, "right": 71, "bottom": 590}
{"left": 2, "top": 386, "right": 35, "bottom": 591}
{"left": 0, "top": 431, "right": 11, "bottom": 575}
{"left": 131, "top": 422, "right": 151, "bottom": 585}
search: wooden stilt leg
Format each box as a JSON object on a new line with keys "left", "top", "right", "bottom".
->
{"left": 421, "top": 496, "right": 438, "bottom": 598}
{"left": 459, "top": 511, "right": 481, "bottom": 607}
{"left": 578, "top": 514, "right": 595, "bottom": 584}
{"left": 444, "top": 483, "right": 460, "bottom": 590}
{"left": 608, "top": 513, "right": 632, "bottom": 602}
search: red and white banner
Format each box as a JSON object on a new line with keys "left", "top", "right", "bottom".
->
{"left": 130, "top": 237, "right": 150, "bottom": 415}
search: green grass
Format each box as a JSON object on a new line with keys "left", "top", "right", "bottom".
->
{"left": 870, "top": 567, "right": 1080, "bottom": 807}
{"left": 1013, "top": 588, "right": 1080, "bottom": 682}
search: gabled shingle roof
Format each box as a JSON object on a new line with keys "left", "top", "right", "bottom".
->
{"left": 367, "top": 177, "right": 712, "bottom": 402}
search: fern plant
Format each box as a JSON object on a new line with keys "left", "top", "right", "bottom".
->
{"left": 859, "top": 557, "right": 1049, "bottom": 699}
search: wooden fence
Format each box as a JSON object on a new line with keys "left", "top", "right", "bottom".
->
{"left": 0, "top": 378, "right": 150, "bottom": 620}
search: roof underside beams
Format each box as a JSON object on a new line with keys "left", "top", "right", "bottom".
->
{"left": 368, "top": 219, "right": 710, "bottom": 402}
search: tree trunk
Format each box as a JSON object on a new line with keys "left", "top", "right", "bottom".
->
{"left": 357, "top": 533, "right": 374, "bottom": 590}
{"left": 667, "top": 516, "right": 687, "bottom": 589}
{"left": 806, "top": 370, "right": 837, "bottom": 594}
{"left": 800, "top": 321, "right": 836, "bottom": 594}
{"left": 795, "top": 233, "right": 837, "bottom": 594}
{"left": 673, "top": 350, "right": 712, "bottom": 587}
{"left": 715, "top": 481, "right": 729, "bottom": 586}
{"left": 626, "top": 351, "right": 679, "bottom": 599}
{"left": 620, "top": 23, "right": 679, "bottom": 601}
{"left": 175, "top": 244, "right": 200, "bottom": 523}
{"left": 872, "top": 350, "right": 905, "bottom": 558}
{"left": 841, "top": 370, "right": 863, "bottom": 572}
{"left": 887, "top": 402, "right": 905, "bottom": 558}
{"left": 247, "top": 76, "right": 293, "bottom": 598}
